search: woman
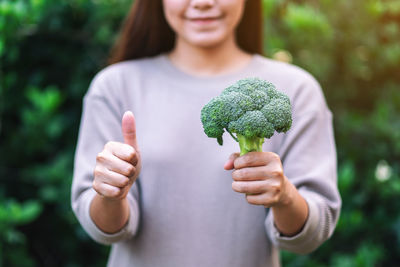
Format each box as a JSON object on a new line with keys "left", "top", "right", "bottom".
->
{"left": 72, "top": 0, "right": 341, "bottom": 266}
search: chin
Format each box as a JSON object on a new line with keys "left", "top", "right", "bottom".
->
{"left": 185, "top": 32, "right": 229, "bottom": 49}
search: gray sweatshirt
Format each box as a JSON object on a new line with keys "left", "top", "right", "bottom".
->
{"left": 71, "top": 54, "right": 341, "bottom": 267}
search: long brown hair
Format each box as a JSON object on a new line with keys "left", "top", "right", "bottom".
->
{"left": 109, "top": 0, "right": 263, "bottom": 65}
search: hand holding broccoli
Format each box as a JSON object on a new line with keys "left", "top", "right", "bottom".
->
{"left": 224, "top": 151, "right": 295, "bottom": 209}
{"left": 224, "top": 151, "right": 309, "bottom": 237}
{"left": 202, "top": 78, "right": 300, "bottom": 214}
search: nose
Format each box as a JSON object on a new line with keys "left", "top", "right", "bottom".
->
{"left": 191, "top": 0, "right": 215, "bottom": 10}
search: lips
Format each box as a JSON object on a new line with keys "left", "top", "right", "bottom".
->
{"left": 188, "top": 16, "right": 221, "bottom": 20}
{"left": 186, "top": 16, "right": 223, "bottom": 25}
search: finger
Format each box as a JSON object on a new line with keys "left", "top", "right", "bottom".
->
{"left": 224, "top": 153, "right": 240, "bottom": 170}
{"left": 246, "top": 192, "right": 281, "bottom": 207}
{"left": 94, "top": 167, "right": 131, "bottom": 188}
{"left": 122, "top": 111, "right": 138, "bottom": 149}
{"left": 232, "top": 164, "right": 284, "bottom": 181}
{"left": 246, "top": 193, "right": 274, "bottom": 206}
{"left": 97, "top": 151, "right": 136, "bottom": 177}
{"left": 93, "top": 181, "right": 122, "bottom": 199}
{"left": 232, "top": 181, "right": 267, "bottom": 194}
{"left": 104, "top": 142, "right": 138, "bottom": 165}
{"left": 232, "top": 166, "right": 269, "bottom": 181}
{"left": 108, "top": 161, "right": 136, "bottom": 178}
{"left": 113, "top": 145, "right": 138, "bottom": 166}
{"left": 234, "top": 152, "right": 281, "bottom": 169}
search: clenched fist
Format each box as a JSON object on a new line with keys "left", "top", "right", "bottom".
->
{"left": 93, "top": 111, "right": 141, "bottom": 200}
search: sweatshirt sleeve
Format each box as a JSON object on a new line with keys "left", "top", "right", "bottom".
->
{"left": 265, "top": 76, "right": 341, "bottom": 254}
{"left": 71, "top": 72, "right": 140, "bottom": 245}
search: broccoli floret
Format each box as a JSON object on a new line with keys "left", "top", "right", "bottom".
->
{"left": 200, "top": 77, "right": 292, "bottom": 155}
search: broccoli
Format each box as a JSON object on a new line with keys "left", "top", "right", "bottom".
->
{"left": 200, "top": 77, "right": 292, "bottom": 155}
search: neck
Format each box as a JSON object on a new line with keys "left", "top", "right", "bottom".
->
{"left": 168, "top": 35, "right": 252, "bottom": 77}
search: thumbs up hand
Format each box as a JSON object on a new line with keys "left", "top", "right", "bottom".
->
{"left": 93, "top": 111, "right": 142, "bottom": 200}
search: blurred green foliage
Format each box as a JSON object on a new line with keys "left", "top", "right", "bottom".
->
{"left": 0, "top": 0, "right": 399, "bottom": 266}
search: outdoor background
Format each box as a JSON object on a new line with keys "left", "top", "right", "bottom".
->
{"left": 1, "top": 0, "right": 399, "bottom": 266}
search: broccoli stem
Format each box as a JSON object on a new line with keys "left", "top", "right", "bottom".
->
{"left": 227, "top": 129, "right": 239, "bottom": 142}
{"left": 237, "top": 134, "right": 265, "bottom": 156}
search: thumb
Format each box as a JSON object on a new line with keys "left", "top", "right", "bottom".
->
{"left": 224, "top": 153, "right": 240, "bottom": 170}
{"left": 122, "top": 111, "right": 138, "bottom": 149}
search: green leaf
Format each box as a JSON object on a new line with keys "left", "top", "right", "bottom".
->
{"left": 284, "top": 3, "right": 333, "bottom": 39}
